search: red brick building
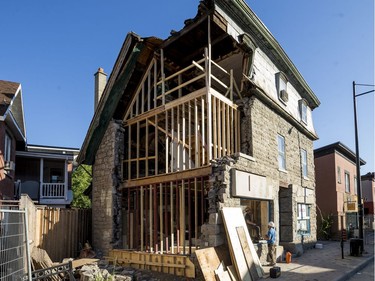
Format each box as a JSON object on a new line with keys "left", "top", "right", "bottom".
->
{"left": 362, "top": 172, "right": 375, "bottom": 229}
{"left": 314, "top": 142, "right": 366, "bottom": 240}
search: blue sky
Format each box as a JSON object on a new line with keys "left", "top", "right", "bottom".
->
{"left": 1, "top": 0, "right": 374, "bottom": 173}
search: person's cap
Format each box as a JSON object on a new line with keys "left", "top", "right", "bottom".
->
{"left": 245, "top": 207, "right": 251, "bottom": 212}
{"left": 268, "top": 221, "right": 275, "bottom": 227}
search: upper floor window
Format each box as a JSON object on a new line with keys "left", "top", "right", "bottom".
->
{"left": 337, "top": 166, "right": 342, "bottom": 183}
{"left": 354, "top": 176, "right": 357, "bottom": 195}
{"left": 301, "top": 149, "right": 308, "bottom": 178}
{"left": 299, "top": 99, "right": 308, "bottom": 124}
{"left": 345, "top": 172, "right": 350, "bottom": 193}
{"left": 278, "top": 134, "right": 286, "bottom": 170}
{"left": 4, "top": 133, "right": 11, "bottom": 163}
{"left": 276, "top": 72, "right": 288, "bottom": 104}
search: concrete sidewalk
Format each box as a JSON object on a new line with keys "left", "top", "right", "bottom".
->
{"left": 262, "top": 237, "right": 374, "bottom": 281}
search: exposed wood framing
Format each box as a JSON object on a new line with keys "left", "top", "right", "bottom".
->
{"left": 121, "top": 19, "right": 244, "bottom": 254}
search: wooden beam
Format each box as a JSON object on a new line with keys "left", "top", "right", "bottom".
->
{"left": 149, "top": 185, "right": 153, "bottom": 251}
{"left": 123, "top": 166, "right": 211, "bottom": 188}
{"left": 170, "top": 181, "right": 174, "bottom": 254}
{"left": 160, "top": 183, "right": 163, "bottom": 254}
{"left": 195, "top": 98, "right": 199, "bottom": 167}
{"left": 213, "top": 96, "right": 217, "bottom": 159}
{"left": 155, "top": 115, "right": 158, "bottom": 175}
{"left": 140, "top": 186, "right": 144, "bottom": 251}
{"left": 166, "top": 110, "right": 169, "bottom": 173}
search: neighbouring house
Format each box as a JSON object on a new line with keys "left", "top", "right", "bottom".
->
{"left": 15, "top": 144, "right": 79, "bottom": 207}
{"left": 78, "top": 0, "right": 320, "bottom": 259}
{"left": 362, "top": 172, "right": 375, "bottom": 229}
{"left": 314, "top": 142, "right": 366, "bottom": 240}
{"left": 0, "top": 80, "right": 26, "bottom": 200}
{"left": 0, "top": 79, "right": 79, "bottom": 207}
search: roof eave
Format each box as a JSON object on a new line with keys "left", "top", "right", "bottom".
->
{"left": 77, "top": 33, "right": 144, "bottom": 165}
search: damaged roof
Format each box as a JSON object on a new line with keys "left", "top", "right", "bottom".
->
{"left": 78, "top": 0, "right": 320, "bottom": 165}
{"left": 78, "top": 33, "right": 162, "bottom": 164}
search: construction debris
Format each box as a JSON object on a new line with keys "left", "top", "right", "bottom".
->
{"left": 79, "top": 242, "right": 96, "bottom": 259}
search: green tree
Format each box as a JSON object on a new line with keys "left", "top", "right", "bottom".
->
{"left": 71, "top": 164, "right": 92, "bottom": 208}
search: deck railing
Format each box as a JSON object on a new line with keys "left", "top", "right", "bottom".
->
{"left": 40, "top": 183, "right": 67, "bottom": 199}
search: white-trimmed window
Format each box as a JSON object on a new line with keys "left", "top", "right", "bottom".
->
{"left": 276, "top": 72, "right": 288, "bottom": 103}
{"left": 278, "top": 134, "right": 286, "bottom": 170}
{"left": 337, "top": 166, "right": 342, "bottom": 183}
{"left": 4, "top": 133, "right": 11, "bottom": 163}
{"left": 299, "top": 99, "right": 308, "bottom": 124}
{"left": 297, "top": 203, "right": 311, "bottom": 234}
{"left": 354, "top": 176, "right": 357, "bottom": 195}
{"left": 301, "top": 149, "right": 308, "bottom": 178}
{"left": 345, "top": 172, "right": 350, "bottom": 193}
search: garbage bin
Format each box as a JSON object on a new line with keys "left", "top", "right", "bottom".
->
{"left": 349, "top": 238, "right": 363, "bottom": 256}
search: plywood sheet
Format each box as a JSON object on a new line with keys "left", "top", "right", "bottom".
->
{"left": 195, "top": 245, "right": 232, "bottom": 281}
{"left": 221, "top": 207, "right": 264, "bottom": 281}
{"left": 236, "top": 226, "right": 261, "bottom": 280}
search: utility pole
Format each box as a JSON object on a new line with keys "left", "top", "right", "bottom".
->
{"left": 352, "top": 81, "right": 374, "bottom": 241}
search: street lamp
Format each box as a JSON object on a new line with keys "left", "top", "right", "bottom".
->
{"left": 352, "top": 81, "right": 374, "bottom": 241}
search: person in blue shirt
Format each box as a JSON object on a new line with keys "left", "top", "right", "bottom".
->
{"left": 265, "top": 221, "right": 276, "bottom": 266}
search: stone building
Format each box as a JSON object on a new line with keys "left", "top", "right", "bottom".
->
{"left": 78, "top": 0, "right": 320, "bottom": 257}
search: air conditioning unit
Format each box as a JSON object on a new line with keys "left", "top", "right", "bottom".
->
{"left": 280, "top": 89, "right": 289, "bottom": 102}
{"left": 4, "top": 161, "right": 15, "bottom": 171}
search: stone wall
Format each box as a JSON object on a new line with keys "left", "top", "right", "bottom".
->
{"left": 200, "top": 95, "right": 317, "bottom": 255}
{"left": 91, "top": 120, "right": 124, "bottom": 256}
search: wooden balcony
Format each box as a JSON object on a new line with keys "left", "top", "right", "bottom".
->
{"left": 39, "top": 183, "right": 72, "bottom": 205}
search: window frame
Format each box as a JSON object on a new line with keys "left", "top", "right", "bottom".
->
{"left": 276, "top": 72, "right": 288, "bottom": 104}
{"left": 4, "top": 133, "right": 11, "bottom": 163}
{"left": 337, "top": 166, "right": 342, "bottom": 184}
{"left": 277, "top": 134, "right": 286, "bottom": 171}
{"left": 345, "top": 172, "right": 350, "bottom": 193}
{"left": 297, "top": 203, "right": 311, "bottom": 235}
{"left": 299, "top": 99, "right": 308, "bottom": 124}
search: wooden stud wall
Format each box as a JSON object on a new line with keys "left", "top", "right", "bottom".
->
{"left": 121, "top": 29, "right": 243, "bottom": 256}
{"left": 122, "top": 177, "right": 208, "bottom": 256}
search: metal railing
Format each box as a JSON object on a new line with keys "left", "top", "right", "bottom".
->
{"left": 0, "top": 207, "right": 31, "bottom": 281}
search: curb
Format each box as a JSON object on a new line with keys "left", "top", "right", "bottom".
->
{"left": 335, "top": 255, "right": 374, "bottom": 281}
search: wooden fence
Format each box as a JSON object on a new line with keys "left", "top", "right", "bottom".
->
{"left": 36, "top": 208, "right": 92, "bottom": 262}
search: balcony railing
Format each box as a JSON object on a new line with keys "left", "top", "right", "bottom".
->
{"left": 40, "top": 183, "right": 67, "bottom": 200}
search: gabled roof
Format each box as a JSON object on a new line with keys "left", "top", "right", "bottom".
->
{"left": 0, "top": 80, "right": 20, "bottom": 116}
{"left": 0, "top": 80, "right": 26, "bottom": 142}
{"left": 314, "top": 141, "right": 366, "bottom": 166}
{"left": 77, "top": 33, "right": 162, "bottom": 164}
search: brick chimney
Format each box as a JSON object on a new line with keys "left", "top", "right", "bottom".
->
{"left": 94, "top": 67, "right": 107, "bottom": 110}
